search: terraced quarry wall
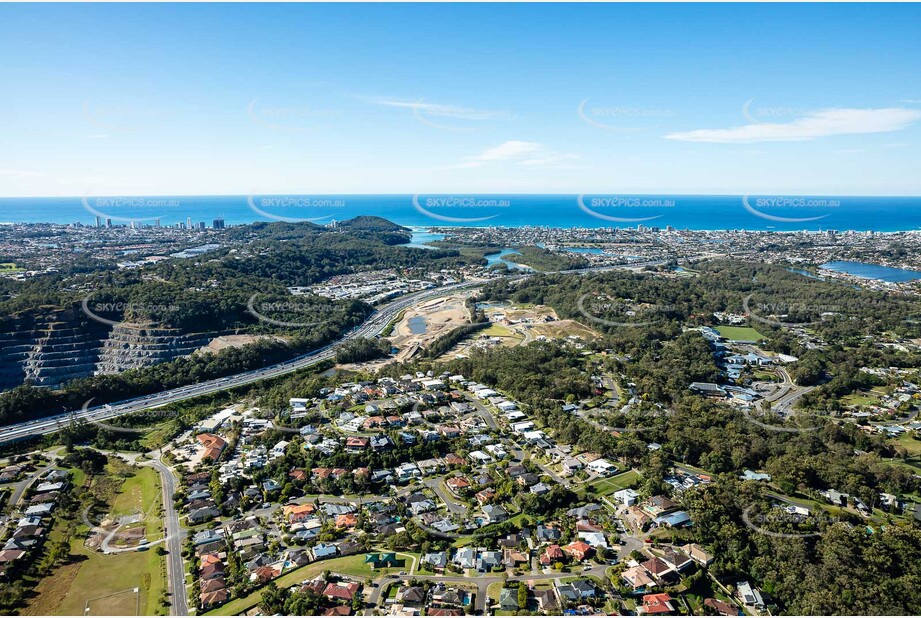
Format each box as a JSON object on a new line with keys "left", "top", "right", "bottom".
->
{"left": 0, "top": 307, "right": 225, "bottom": 390}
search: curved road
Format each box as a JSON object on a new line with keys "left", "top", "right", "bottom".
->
{"left": 0, "top": 281, "right": 485, "bottom": 445}
{"left": 0, "top": 260, "right": 655, "bottom": 445}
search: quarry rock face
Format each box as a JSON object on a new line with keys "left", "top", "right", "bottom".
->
{"left": 0, "top": 307, "right": 217, "bottom": 390}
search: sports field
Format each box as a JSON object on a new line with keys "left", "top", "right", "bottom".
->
{"left": 715, "top": 325, "right": 765, "bottom": 342}
{"left": 85, "top": 588, "right": 140, "bottom": 615}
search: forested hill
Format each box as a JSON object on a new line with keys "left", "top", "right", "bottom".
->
{"left": 0, "top": 217, "right": 475, "bottom": 425}
{"left": 222, "top": 216, "right": 411, "bottom": 245}
{"left": 0, "top": 217, "right": 459, "bottom": 328}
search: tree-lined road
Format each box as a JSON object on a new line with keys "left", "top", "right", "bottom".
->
{"left": 147, "top": 455, "right": 189, "bottom": 616}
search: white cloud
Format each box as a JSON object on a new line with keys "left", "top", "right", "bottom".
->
{"left": 665, "top": 107, "right": 921, "bottom": 143}
{"left": 518, "top": 153, "right": 579, "bottom": 167}
{"left": 445, "top": 140, "right": 578, "bottom": 170}
{"left": 476, "top": 140, "right": 543, "bottom": 161}
{"left": 372, "top": 98, "right": 508, "bottom": 121}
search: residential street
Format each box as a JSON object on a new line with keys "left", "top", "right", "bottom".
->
{"left": 146, "top": 453, "right": 190, "bottom": 617}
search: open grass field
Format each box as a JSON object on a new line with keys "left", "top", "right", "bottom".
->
{"left": 25, "top": 520, "right": 166, "bottom": 616}
{"left": 883, "top": 456, "right": 921, "bottom": 474}
{"left": 482, "top": 324, "right": 516, "bottom": 337}
{"left": 110, "top": 467, "right": 163, "bottom": 539}
{"left": 24, "top": 467, "right": 167, "bottom": 616}
{"left": 894, "top": 433, "right": 921, "bottom": 456}
{"left": 715, "top": 325, "right": 765, "bottom": 342}
{"left": 841, "top": 390, "right": 885, "bottom": 407}
{"left": 85, "top": 588, "right": 140, "bottom": 615}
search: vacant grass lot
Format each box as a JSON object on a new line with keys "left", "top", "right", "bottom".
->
{"left": 110, "top": 467, "right": 163, "bottom": 540}
{"left": 85, "top": 587, "right": 140, "bottom": 615}
{"left": 25, "top": 466, "right": 166, "bottom": 616}
{"left": 841, "top": 390, "right": 885, "bottom": 407}
{"left": 894, "top": 433, "right": 921, "bottom": 456}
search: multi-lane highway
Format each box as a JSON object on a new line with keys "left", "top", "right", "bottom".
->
{"left": 0, "top": 280, "right": 485, "bottom": 444}
{"left": 0, "top": 259, "right": 675, "bottom": 446}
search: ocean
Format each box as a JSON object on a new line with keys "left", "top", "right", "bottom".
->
{"left": 1, "top": 194, "right": 921, "bottom": 232}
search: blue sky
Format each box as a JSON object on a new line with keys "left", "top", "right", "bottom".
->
{"left": 1, "top": 2, "right": 920, "bottom": 196}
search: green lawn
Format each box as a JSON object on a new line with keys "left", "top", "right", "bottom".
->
{"left": 583, "top": 469, "right": 640, "bottom": 496}
{"left": 486, "top": 581, "right": 503, "bottom": 607}
{"left": 452, "top": 535, "right": 476, "bottom": 548}
{"left": 893, "top": 433, "right": 921, "bottom": 456}
{"left": 715, "top": 325, "right": 765, "bottom": 342}
{"left": 110, "top": 467, "right": 163, "bottom": 539}
{"left": 28, "top": 467, "right": 167, "bottom": 616}
{"left": 54, "top": 538, "right": 167, "bottom": 615}
{"left": 841, "top": 391, "right": 884, "bottom": 407}
{"left": 882, "top": 456, "right": 921, "bottom": 474}
{"left": 481, "top": 324, "right": 522, "bottom": 340}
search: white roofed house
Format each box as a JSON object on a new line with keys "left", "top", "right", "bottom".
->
{"left": 736, "top": 581, "right": 766, "bottom": 610}
{"left": 522, "top": 430, "right": 546, "bottom": 444}
{"left": 578, "top": 531, "right": 608, "bottom": 548}
{"left": 468, "top": 450, "right": 494, "bottom": 465}
{"left": 25, "top": 503, "right": 54, "bottom": 517}
{"left": 613, "top": 488, "right": 639, "bottom": 506}
{"left": 511, "top": 421, "right": 535, "bottom": 434}
{"left": 270, "top": 440, "right": 290, "bottom": 459}
{"left": 485, "top": 443, "right": 508, "bottom": 459}
{"left": 587, "top": 458, "right": 616, "bottom": 475}
{"left": 34, "top": 482, "right": 65, "bottom": 494}
{"left": 454, "top": 546, "right": 477, "bottom": 570}
{"left": 395, "top": 462, "right": 422, "bottom": 482}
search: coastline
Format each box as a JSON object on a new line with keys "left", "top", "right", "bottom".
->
{"left": 3, "top": 194, "right": 921, "bottom": 232}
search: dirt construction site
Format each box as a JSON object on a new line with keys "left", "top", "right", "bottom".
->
{"left": 388, "top": 293, "right": 475, "bottom": 362}
{"left": 433, "top": 302, "right": 600, "bottom": 360}
{"left": 338, "top": 295, "right": 600, "bottom": 371}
